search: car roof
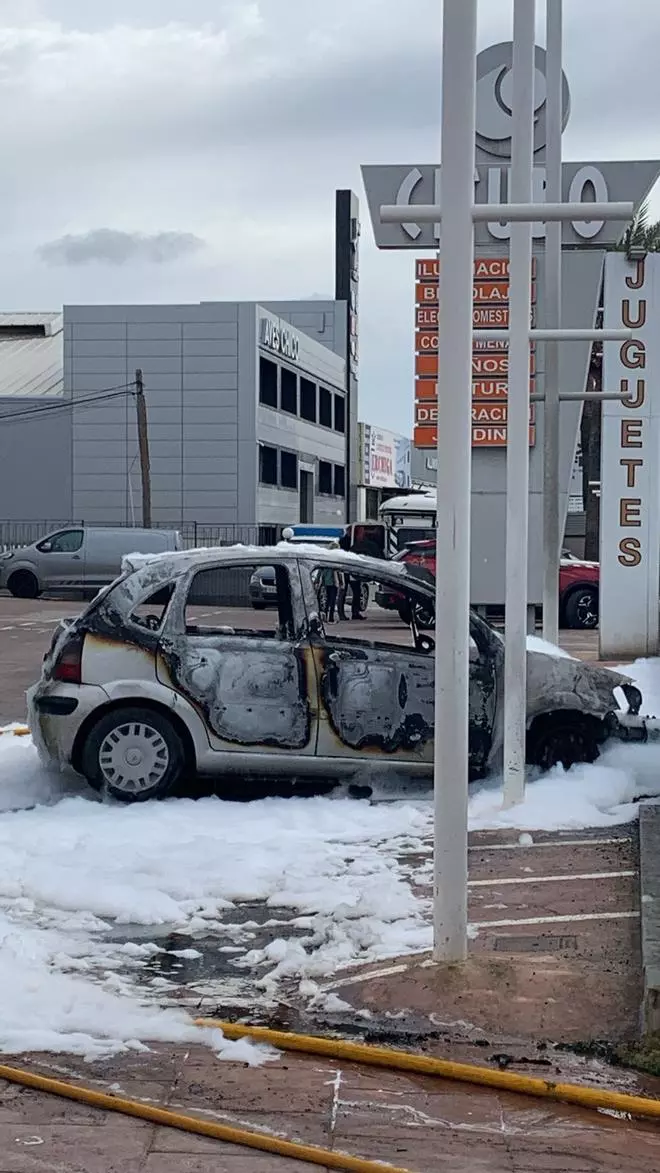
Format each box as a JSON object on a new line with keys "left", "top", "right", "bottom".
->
{"left": 121, "top": 542, "right": 415, "bottom": 583}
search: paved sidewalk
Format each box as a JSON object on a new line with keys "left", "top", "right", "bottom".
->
{"left": 312, "top": 824, "right": 641, "bottom": 1050}
{"left": 1, "top": 1041, "right": 659, "bottom": 1172}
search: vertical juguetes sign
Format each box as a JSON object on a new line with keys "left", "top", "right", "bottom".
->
{"left": 600, "top": 253, "right": 660, "bottom": 659}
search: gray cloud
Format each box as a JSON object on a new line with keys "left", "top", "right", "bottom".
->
{"left": 37, "top": 228, "right": 206, "bottom": 267}
{"left": 3, "top": 0, "right": 660, "bottom": 441}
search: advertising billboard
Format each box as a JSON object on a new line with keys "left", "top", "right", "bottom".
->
{"left": 360, "top": 423, "right": 411, "bottom": 489}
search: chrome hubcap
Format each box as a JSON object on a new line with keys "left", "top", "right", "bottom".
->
{"left": 576, "top": 592, "right": 597, "bottom": 628}
{"left": 98, "top": 721, "right": 169, "bottom": 794}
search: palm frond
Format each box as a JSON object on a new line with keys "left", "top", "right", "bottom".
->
{"left": 614, "top": 200, "right": 660, "bottom": 252}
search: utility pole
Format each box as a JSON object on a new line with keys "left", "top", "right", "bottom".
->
{"left": 542, "top": 0, "right": 563, "bottom": 645}
{"left": 431, "top": 0, "right": 477, "bottom": 963}
{"left": 134, "top": 368, "right": 152, "bottom": 528}
{"left": 502, "top": 0, "right": 536, "bottom": 809}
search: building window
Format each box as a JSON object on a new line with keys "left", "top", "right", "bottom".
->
{"left": 333, "top": 394, "right": 345, "bottom": 433}
{"left": 319, "top": 386, "right": 332, "bottom": 428}
{"left": 318, "top": 460, "right": 333, "bottom": 495}
{"left": 280, "top": 450, "right": 298, "bottom": 490}
{"left": 259, "top": 444, "right": 278, "bottom": 485}
{"left": 333, "top": 465, "right": 346, "bottom": 497}
{"left": 300, "top": 378, "right": 317, "bottom": 423}
{"left": 280, "top": 367, "right": 298, "bottom": 415}
{"left": 259, "top": 356, "right": 278, "bottom": 408}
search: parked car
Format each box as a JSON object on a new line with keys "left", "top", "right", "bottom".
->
{"left": 375, "top": 540, "right": 436, "bottom": 627}
{"left": 29, "top": 545, "right": 652, "bottom": 804}
{"left": 376, "top": 541, "right": 601, "bottom": 631}
{"left": 558, "top": 552, "right": 600, "bottom": 630}
{"left": 249, "top": 565, "right": 278, "bottom": 609}
{"left": 0, "top": 527, "right": 181, "bottom": 599}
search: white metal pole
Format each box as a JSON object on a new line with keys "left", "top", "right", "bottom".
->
{"left": 542, "top": 0, "right": 563, "bottom": 645}
{"left": 502, "top": 0, "right": 536, "bottom": 809}
{"left": 432, "top": 0, "right": 477, "bottom": 963}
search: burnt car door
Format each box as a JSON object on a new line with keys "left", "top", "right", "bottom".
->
{"left": 157, "top": 558, "right": 316, "bottom": 755}
{"left": 303, "top": 561, "right": 436, "bottom": 764}
{"left": 468, "top": 614, "right": 499, "bottom": 777}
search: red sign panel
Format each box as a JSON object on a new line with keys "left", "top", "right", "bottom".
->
{"left": 415, "top": 257, "right": 537, "bottom": 281}
{"left": 414, "top": 424, "right": 537, "bottom": 448}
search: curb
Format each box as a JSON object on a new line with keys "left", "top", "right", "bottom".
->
{"left": 639, "top": 799, "right": 660, "bottom": 1033}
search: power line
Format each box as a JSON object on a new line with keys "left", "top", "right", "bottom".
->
{"left": 0, "top": 382, "right": 137, "bottom": 424}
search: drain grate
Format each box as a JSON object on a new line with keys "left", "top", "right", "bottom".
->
{"left": 493, "top": 934, "right": 578, "bottom": 953}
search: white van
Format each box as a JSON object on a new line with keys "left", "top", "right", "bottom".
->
{"left": 0, "top": 526, "right": 182, "bottom": 598}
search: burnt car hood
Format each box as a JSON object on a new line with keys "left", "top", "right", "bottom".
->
{"left": 526, "top": 650, "right": 631, "bottom": 718}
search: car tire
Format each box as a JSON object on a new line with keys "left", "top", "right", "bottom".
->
{"left": 360, "top": 583, "right": 370, "bottom": 612}
{"left": 564, "top": 586, "right": 599, "bottom": 630}
{"left": 252, "top": 602, "right": 267, "bottom": 610}
{"left": 81, "top": 706, "right": 186, "bottom": 803}
{"left": 527, "top": 712, "right": 601, "bottom": 773}
{"left": 7, "top": 570, "right": 40, "bottom": 599}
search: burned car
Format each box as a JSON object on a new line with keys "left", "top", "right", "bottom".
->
{"left": 28, "top": 545, "right": 655, "bottom": 803}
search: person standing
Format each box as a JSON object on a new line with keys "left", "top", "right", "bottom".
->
{"left": 318, "top": 563, "right": 341, "bottom": 622}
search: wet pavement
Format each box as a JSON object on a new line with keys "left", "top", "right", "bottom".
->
{"left": 92, "top": 824, "right": 639, "bottom": 1048}
{"left": 1, "top": 1041, "right": 659, "bottom": 1173}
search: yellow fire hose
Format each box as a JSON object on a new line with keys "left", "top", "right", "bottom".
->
{"left": 196, "top": 1019, "right": 660, "bottom": 1122}
{"left": 0, "top": 1060, "right": 412, "bottom": 1173}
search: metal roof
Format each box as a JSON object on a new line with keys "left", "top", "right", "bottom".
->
{"left": 0, "top": 313, "right": 64, "bottom": 398}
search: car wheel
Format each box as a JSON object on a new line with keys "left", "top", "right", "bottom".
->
{"left": 527, "top": 713, "right": 601, "bottom": 773}
{"left": 7, "top": 570, "right": 40, "bottom": 599}
{"left": 564, "top": 586, "right": 599, "bottom": 630}
{"left": 81, "top": 706, "right": 186, "bottom": 803}
{"left": 360, "top": 583, "right": 370, "bottom": 611}
{"left": 252, "top": 602, "right": 267, "bottom": 610}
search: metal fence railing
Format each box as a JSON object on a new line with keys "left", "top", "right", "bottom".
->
{"left": 0, "top": 521, "right": 84, "bottom": 552}
{"left": 0, "top": 520, "right": 280, "bottom": 553}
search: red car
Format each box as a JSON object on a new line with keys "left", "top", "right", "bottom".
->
{"left": 558, "top": 552, "right": 599, "bottom": 630}
{"left": 375, "top": 542, "right": 600, "bottom": 630}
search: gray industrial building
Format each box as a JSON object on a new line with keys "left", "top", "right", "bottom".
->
{"left": 0, "top": 300, "right": 353, "bottom": 542}
{"left": 0, "top": 190, "right": 361, "bottom": 545}
{"left": 66, "top": 299, "right": 349, "bottom": 538}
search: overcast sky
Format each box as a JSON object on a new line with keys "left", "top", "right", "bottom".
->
{"left": 3, "top": 0, "right": 660, "bottom": 435}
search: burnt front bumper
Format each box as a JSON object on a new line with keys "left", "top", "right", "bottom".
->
{"left": 607, "top": 711, "right": 660, "bottom": 744}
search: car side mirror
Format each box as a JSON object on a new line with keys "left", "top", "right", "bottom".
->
{"left": 41, "top": 542, "right": 52, "bottom": 553}
{"left": 469, "top": 639, "right": 479, "bottom": 662}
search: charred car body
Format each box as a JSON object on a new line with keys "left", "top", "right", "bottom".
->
{"left": 28, "top": 545, "right": 655, "bottom": 803}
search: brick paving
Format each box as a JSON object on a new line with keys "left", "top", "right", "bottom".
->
{"left": 1, "top": 1042, "right": 659, "bottom": 1173}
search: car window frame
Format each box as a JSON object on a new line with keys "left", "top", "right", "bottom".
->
{"left": 307, "top": 559, "right": 437, "bottom": 658}
{"left": 127, "top": 580, "right": 178, "bottom": 635}
{"left": 177, "top": 558, "right": 301, "bottom": 642}
{"left": 36, "top": 528, "right": 84, "bottom": 554}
